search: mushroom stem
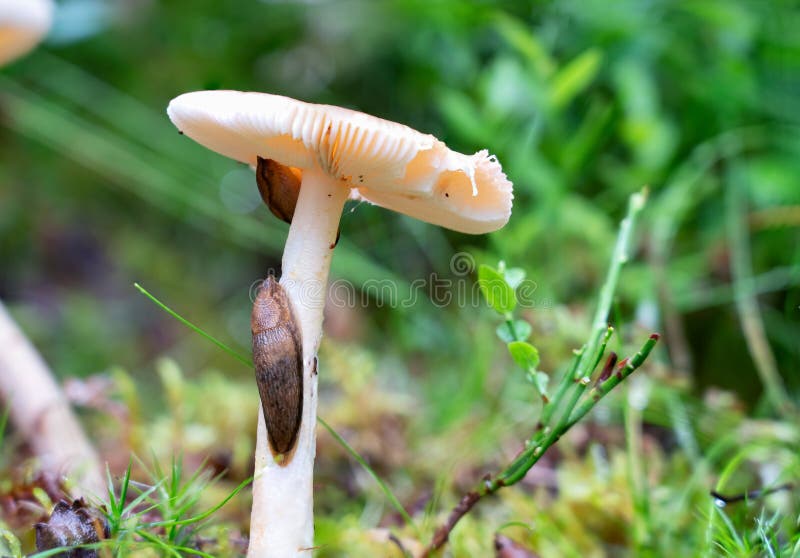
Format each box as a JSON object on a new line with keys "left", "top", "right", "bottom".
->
{"left": 248, "top": 168, "right": 348, "bottom": 557}
{"left": 0, "top": 300, "right": 105, "bottom": 497}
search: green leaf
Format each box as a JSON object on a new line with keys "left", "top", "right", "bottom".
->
{"left": 437, "top": 90, "right": 488, "bottom": 146}
{"left": 532, "top": 372, "right": 550, "bottom": 395}
{"left": 508, "top": 341, "right": 540, "bottom": 371}
{"left": 32, "top": 487, "right": 52, "bottom": 511}
{"left": 492, "top": 13, "right": 554, "bottom": 78}
{"left": 0, "top": 524, "right": 22, "bottom": 558}
{"left": 504, "top": 267, "right": 526, "bottom": 290}
{"left": 496, "top": 320, "right": 532, "bottom": 343}
{"left": 549, "top": 48, "right": 603, "bottom": 110}
{"left": 478, "top": 264, "right": 517, "bottom": 314}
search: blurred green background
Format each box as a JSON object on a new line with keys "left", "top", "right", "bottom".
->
{"left": 1, "top": 0, "right": 799, "bottom": 555}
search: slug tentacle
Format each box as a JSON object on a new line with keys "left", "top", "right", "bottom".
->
{"left": 251, "top": 276, "right": 303, "bottom": 462}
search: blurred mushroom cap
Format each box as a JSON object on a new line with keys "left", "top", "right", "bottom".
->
{"left": 0, "top": 0, "right": 53, "bottom": 66}
{"left": 168, "top": 90, "right": 513, "bottom": 234}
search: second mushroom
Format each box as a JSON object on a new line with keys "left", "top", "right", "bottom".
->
{"left": 167, "top": 91, "right": 513, "bottom": 557}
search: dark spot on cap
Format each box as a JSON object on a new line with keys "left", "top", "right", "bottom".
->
{"left": 178, "top": 130, "right": 184, "bottom": 135}
{"left": 445, "top": 192, "right": 449, "bottom": 197}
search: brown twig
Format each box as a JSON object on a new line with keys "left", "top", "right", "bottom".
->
{"left": 710, "top": 482, "right": 795, "bottom": 506}
{"left": 419, "top": 490, "right": 482, "bottom": 557}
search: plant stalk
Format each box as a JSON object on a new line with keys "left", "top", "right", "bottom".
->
{"left": 725, "top": 166, "right": 793, "bottom": 416}
{"left": 248, "top": 168, "right": 348, "bottom": 557}
{"left": 419, "top": 189, "right": 650, "bottom": 556}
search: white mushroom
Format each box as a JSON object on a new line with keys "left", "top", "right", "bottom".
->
{"left": 167, "top": 90, "right": 513, "bottom": 557}
{"left": 0, "top": 0, "right": 53, "bottom": 66}
{"left": 0, "top": 303, "right": 105, "bottom": 497}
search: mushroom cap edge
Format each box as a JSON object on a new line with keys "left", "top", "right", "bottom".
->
{"left": 168, "top": 90, "right": 513, "bottom": 235}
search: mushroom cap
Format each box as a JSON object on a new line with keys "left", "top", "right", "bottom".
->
{"left": 167, "top": 90, "right": 513, "bottom": 234}
{"left": 0, "top": 0, "right": 53, "bottom": 66}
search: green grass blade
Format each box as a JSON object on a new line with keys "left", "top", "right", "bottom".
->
{"left": 135, "top": 281, "right": 408, "bottom": 537}
{"left": 147, "top": 476, "right": 253, "bottom": 528}
{"left": 134, "top": 283, "right": 252, "bottom": 367}
{"left": 0, "top": 405, "right": 9, "bottom": 451}
{"left": 318, "top": 416, "right": 416, "bottom": 532}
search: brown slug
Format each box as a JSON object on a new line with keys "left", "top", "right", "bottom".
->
{"left": 251, "top": 276, "right": 303, "bottom": 461}
{"left": 256, "top": 157, "right": 341, "bottom": 247}
{"left": 256, "top": 157, "right": 302, "bottom": 225}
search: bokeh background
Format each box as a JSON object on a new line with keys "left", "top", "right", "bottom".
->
{"left": 1, "top": 0, "right": 799, "bottom": 556}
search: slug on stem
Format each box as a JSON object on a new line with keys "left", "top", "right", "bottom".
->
{"left": 256, "top": 157, "right": 301, "bottom": 225}
{"left": 251, "top": 276, "right": 303, "bottom": 462}
{"left": 256, "top": 156, "right": 340, "bottom": 247}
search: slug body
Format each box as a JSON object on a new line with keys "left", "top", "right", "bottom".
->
{"left": 256, "top": 156, "right": 340, "bottom": 246}
{"left": 251, "top": 276, "right": 303, "bottom": 461}
{"left": 256, "top": 157, "right": 302, "bottom": 225}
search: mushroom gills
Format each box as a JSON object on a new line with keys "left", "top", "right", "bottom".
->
{"left": 256, "top": 157, "right": 341, "bottom": 247}
{"left": 251, "top": 276, "right": 304, "bottom": 461}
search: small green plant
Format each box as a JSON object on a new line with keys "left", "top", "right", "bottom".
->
{"left": 421, "top": 189, "right": 659, "bottom": 555}
{"left": 132, "top": 283, "right": 416, "bottom": 547}
{"left": 29, "top": 458, "right": 250, "bottom": 557}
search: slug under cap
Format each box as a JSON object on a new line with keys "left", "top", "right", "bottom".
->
{"left": 167, "top": 90, "right": 513, "bottom": 234}
{"left": 0, "top": 0, "right": 53, "bottom": 66}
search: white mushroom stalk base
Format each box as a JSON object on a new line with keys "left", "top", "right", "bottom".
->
{"left": 0, "top": 301, "right": 104, "bottom": 497}
{"left": 248, "top": 168, "right": 348, "bottom": 557}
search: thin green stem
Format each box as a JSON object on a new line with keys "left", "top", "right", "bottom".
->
{"left": 589, "top": 326, "right": 615, "bottom": 378}
{"left": 423, "top": 334, "right": 659, "bottom": 558}
{"left": 318, "top": 417, "right": 417, "bottom": 534}
{"left": 572, "top": 191, "right": 647, "bottom": 381}
{"left": 625, "top": 389, "right": 652, "bottom": 553}
{"left": 503, "top": 314, "right": 518, "bottom": 341}
{"left": 134, "top": 283, "right": 252, "bottom": 367}
{"left": 146, "top": 476, "right": 253, "bottom": 528}
{"left": 421, "top": 188, "right": 651, "bottom": 556}
{"left": 725, "top": 166, "right": 794, "bottom": 416}
{"left": 564, "top": 334, "right": 660, "bottom": 429}
{"left": 498, "top": 373, "right": 592, "bottom": 488}
{"left": 538, "top": 347, "right": 583, "bottom": 429}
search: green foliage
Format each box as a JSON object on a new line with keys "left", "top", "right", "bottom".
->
{"left": 478, "top": 264, "right": 517, "bottom": 315}
{"left": 497, "top": 320, "right": 531, "bottom": 342}
{"left": 413, "top": 190, "right": 658, "bottom": 555}
{"left": 508, "top": 341, "right": 547, "bottom": 396}
{"left": 507, "top": 342, "right": 540, "bottom": 373}
{"left": 1, "top": 0, "right": 799, "bottom": 555}
{"left": 0, "top": 523, "right": 22, "bottom": 558}
{"left": 135, "top": 283, "right": 414, "bottom": 543}
{"left": 26, "top": 456, "right": 250, "bottom": 557}
{"left": 318, "top": 417, "right": 416, "bottom": 534}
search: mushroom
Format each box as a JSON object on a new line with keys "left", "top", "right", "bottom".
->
{"left": 0, "top": 0, "right": 53, "bottom": 66}
{"left": 0, "top": 304, "right": 105, "bottom": 497}
{"left": 167, "top": 90, "right": 513, "bottom": 557}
